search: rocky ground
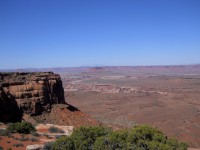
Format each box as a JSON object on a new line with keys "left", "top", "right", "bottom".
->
{"left": 0, "top": 123, "right": 73, "bottom": 150}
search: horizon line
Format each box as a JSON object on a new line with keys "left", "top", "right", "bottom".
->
{"left": 1, "top": 63, "right": 200, "bottom": 71}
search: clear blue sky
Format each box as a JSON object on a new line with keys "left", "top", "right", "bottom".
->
{"left": 0, "top": 0, "right": 200, "bottom": 69}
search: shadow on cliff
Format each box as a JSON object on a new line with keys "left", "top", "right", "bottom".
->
{"left": 66, "top": 104, "right": 79, "bottom": 112}
{"left": 0, "top": 89, "right": 23, "bottom": 123}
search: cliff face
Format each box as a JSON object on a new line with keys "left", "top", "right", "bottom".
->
{"left": 0, "top": 72, "right": 65, "bottom": 122}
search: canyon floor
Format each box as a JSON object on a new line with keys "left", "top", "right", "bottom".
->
{"left": 58, "top": 66, "right": 200, "bottom": 148}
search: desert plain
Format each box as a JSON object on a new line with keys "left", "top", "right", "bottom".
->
{"left": 57, "top": 65, "right": 200, "bottom": 147}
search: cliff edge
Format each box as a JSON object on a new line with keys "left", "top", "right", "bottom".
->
{"left": 0, "top": 72, "right": 99, "bottom": 127}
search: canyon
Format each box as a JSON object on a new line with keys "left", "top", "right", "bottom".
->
{"left": 60, "top": 66, "right": 200, "bottom": 148}
{"left": 1, "top": 65, "right": 200, "bottom": 148}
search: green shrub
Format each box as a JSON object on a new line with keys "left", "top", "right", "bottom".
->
{"left": 18, "top": 134, "right": 29, "bottom": 141}
{"left": 43, "top": 142, "right": 54, "bottom": 150}
{"left": 31, "top": 131, "right": 40, "bottom": 137}
{"left": 93, "top": 130, "right": 128, "bottom": 150}
{"left": 13, "top": 137, "right": 19, "bottom": 140}
{"left": 127, "top": 125, "right": 167, "bottom": 143}
{"left": 7, "top": 134, "right": 14, "bottom": 138}
{"left": 93, "top": 136, "right": 109, "bottom": 150}
{"left": 7, "top": 122, "right": 35, "bottom": 134}
{"left": 126, "top": 125, "right": 187, "bottom": 150}
{"left": 19, "top": 137, "right": 29, "bottom": 141}
{"left": 0, "top": 129, "right": 10, "bottom": 136}
{"left": 13, "top": 143, "right": 24, "bottom": 147}
{"left": 49, "top": 127, "right": 64, "bottom": 133}
{"left": 167, "top": 138, "right": 188, "bottom": 150}
{"left": 53, "top": 136, "right": 75, "bottom": 150}
{"left": 51, "top": 125, "right": 188, "bottom": 150}
{"left": 71, "top": 126, "right": 111, "bottom": 150}
{"left": 30, "top": 137, "right": 38, "bottom": 142}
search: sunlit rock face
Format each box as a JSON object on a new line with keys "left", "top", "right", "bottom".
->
{"left": 0, "top": 72, "right": 65, "bottom": 122}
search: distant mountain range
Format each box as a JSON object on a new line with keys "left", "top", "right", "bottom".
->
{"left": 1, "top": 64, "right": 200, "bottom": 75}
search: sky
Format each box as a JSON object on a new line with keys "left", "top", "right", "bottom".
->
{"left": 0, "top": 0, "right": 200, "bottom": 69}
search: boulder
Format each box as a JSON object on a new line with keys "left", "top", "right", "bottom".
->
{"left": 26, "top": 144, "right": 44, "bottom": 150}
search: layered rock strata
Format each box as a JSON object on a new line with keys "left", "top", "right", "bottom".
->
{"left": 0, "top": 72, "right": 66, "bottom": 122}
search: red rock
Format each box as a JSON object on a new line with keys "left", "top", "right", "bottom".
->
{"left": 0, "top": 72, "right": 65, "bottom": 122}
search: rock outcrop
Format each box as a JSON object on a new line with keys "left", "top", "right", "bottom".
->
{"left": 26, "top": 144, "right": 44, "bottom": 150}
{"left": 0, "top": 72, "right": 100, "bottom": 127}
{"left": 65, "top": 83, "right": 136, "bottom": 93}
{"left": 65, "top": 83, "right": 170, "bottom": 96}
{"left": 0, "top": 72, "right": 66, "bottom": 122}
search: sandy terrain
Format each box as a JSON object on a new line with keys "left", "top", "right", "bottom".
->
{"left": 0, "top": 129, "right": 53, "bottom": 150}
{"left": 61, "top": 66, "right": 200, "bottom": 148}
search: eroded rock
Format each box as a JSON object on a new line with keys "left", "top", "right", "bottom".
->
{"left": 0, "top": 72, "right": 65, "bottom": 122}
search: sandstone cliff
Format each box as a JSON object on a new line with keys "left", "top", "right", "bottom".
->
{"left": 0, "top": 72, "right": 67, "bottom": 122}
{"left": 0, "top": 72, "right": 99, "bottom": 127}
